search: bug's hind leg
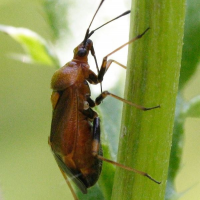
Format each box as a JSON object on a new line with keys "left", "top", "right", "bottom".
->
{"left": 92, "top": 117, "right": 161, "bottom": 184}
{"left": 95, "top": 91, "right": 160, "bottom": 111}
{"left": 97, "top": 155, "right": 161, "bottom": 184}
{"left": 92, "top": 117, "right": 101, "bottom": 156}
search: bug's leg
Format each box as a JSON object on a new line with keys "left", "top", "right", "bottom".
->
{"left": 86, "top": 61, "right": 126, "bottom": 84}
{"left": 106, "top": 59, "right": 127, "bottom": 71}
{"left": 97, "top": 155, "right": 161, "bottom": 184}
{"left": 91, "top": 117, "right": 161, "bottom": 184}
{"left": 90, "top": 45, "right": 103, "bottom": 93}
{"left": 90, "top": 113, "right": 161, "bottom": 184}
{"left": 95, "top": 91, "right": 160, "bottom": 111}
{"left": 87, "top": 96, "right": 96, "bottom": 108}
{"left": 87, "top": 70, "right": 99, "bottom": 84}
{"left": 92, "top": 117, "right": 101, "bottom": 156}
{"left": 98, "top": 28, "right": 150, "bottom": 82}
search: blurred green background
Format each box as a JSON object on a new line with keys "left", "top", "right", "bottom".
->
{"left": 0, "top": 0, "right": 200, "bottom": 200}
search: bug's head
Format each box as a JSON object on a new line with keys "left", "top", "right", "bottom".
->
{"left": 73, "top": 39, "right": 93, "bottom": 61}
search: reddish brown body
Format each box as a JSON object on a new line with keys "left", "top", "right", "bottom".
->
{"left": 49, "top": 40, "right": 103, "bottom": 194}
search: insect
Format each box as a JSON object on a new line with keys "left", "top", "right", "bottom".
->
{"left": 49, "top": 0, "right": 160, "bottom": 199}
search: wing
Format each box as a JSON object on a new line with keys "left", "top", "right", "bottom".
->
{"left": 52, "top": 151, "right": 87, "bottom": 194}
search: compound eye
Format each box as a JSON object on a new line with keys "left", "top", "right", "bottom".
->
{"left": 78, "top": 48, "right": 87, "bottom": 57}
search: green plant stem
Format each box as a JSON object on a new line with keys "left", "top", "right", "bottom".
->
{"left": 111, "top": 1, "right": 185, "bottom": 200}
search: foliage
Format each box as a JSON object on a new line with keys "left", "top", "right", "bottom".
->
{"left": 0, "top": 0, "right": 200, "bottom": 199}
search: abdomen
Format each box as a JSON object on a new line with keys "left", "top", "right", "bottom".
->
{"left": 50, "top": 86, "right": 102, "bottom": 189}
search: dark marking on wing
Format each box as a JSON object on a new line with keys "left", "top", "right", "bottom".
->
{"left": 53, "top": 152, "right": 88, "bottom": 194}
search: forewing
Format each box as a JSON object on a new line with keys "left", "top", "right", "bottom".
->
{"left": 52, "top": 152, "right": 88, "bottom": 194}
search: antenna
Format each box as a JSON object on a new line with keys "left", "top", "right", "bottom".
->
{"left": 88, "top": 10, "right": 131, "bottom": 38}
{"left": 83, "top": 0, "right": 105, "bottom": 46}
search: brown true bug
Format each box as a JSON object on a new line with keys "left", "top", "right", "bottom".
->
{"left": 49, "top": 0, "right": 160, "bottom": 199}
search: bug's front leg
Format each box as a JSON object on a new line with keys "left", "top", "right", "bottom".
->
{"left": 97, "top": 28, "right": 150, "bottom": 82}
{"left": 87, "top": 69, "right": 99, "bottom": 84}
{"left": 87, "top": 59, "right": 126, "bottom": 85}
{"left": 97, "top": 57, "right": 126, "bottom": 83}
{"left": 89, "top": 43, "right": 126, "bottom": 84}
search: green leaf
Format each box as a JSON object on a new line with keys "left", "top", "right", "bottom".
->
{"left": 0, "top": 25, "right": 59, "bottom": 66}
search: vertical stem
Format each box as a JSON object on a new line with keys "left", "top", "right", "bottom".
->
{"left": 111, "top": 0, "right": 185, "bottom": 200}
